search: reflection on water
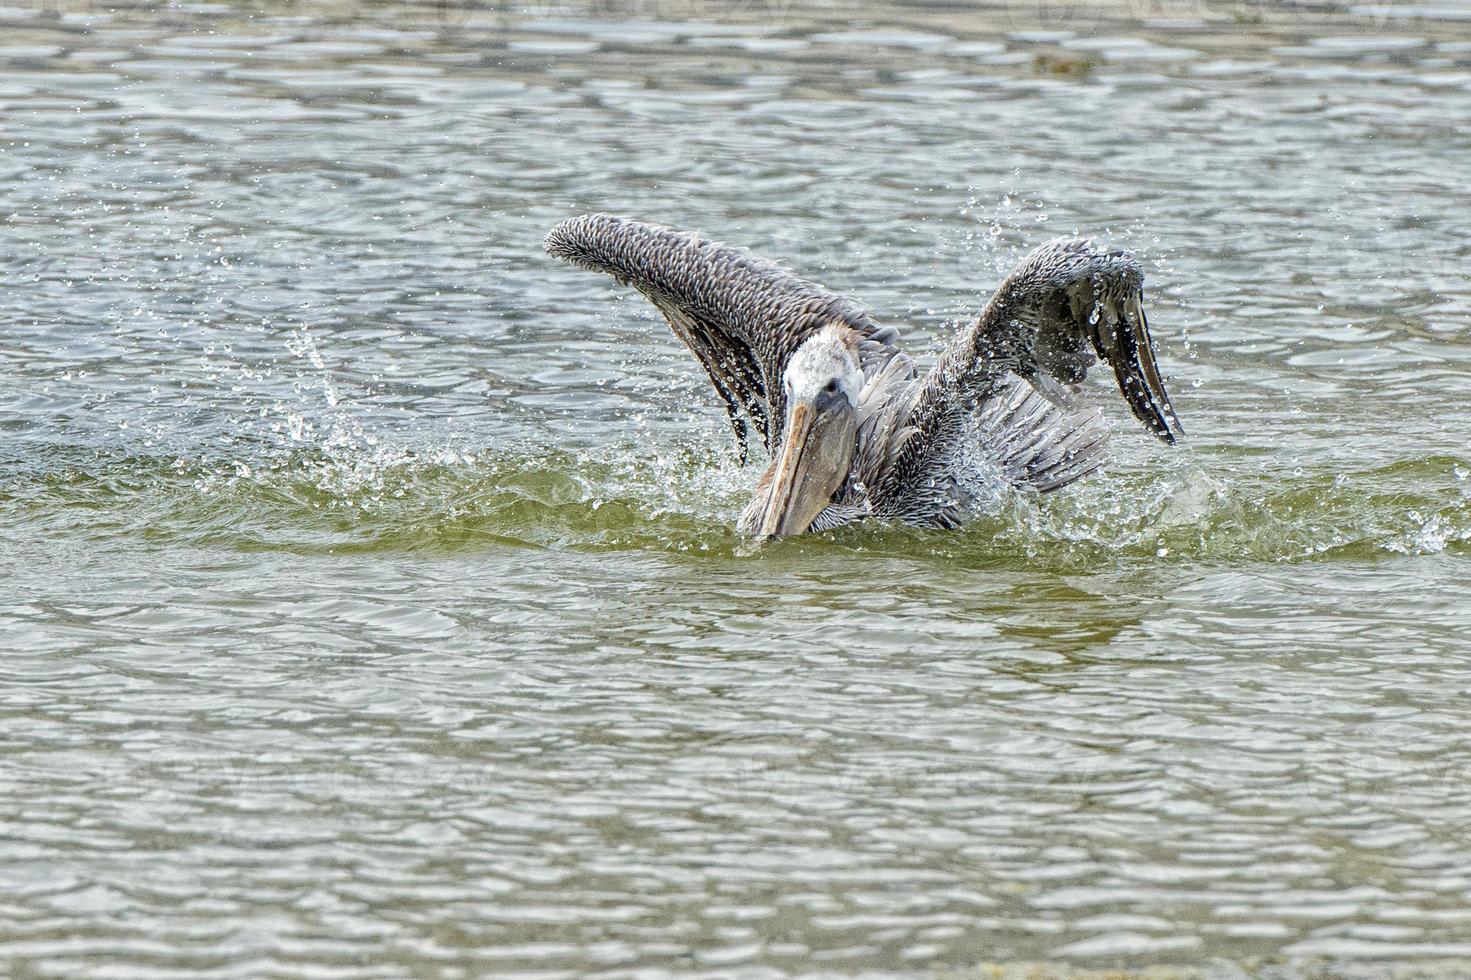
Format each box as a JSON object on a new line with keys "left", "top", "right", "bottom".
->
{"left": 3, "top": 0, "right": 1471, "bottom": 976}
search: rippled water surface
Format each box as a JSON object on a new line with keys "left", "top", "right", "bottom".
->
{"left": 3, "top": 0, "right": 1471, "bottom": 976}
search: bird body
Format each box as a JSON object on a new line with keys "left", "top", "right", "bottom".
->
{"left": 545, "top": 213, "right": 1182, "bottom": 539}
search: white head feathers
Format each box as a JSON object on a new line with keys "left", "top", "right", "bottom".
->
{"left": 783, "top": 324, "right": 863, "bottom": 406}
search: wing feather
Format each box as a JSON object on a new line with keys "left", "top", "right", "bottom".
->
{"left": 871, "top": 237, "right": 1180, "bottom": 506}
{"left": 921, "top": 236, "right": 1183, "bottom": 445}
{"left": 545, "top": 214, "right": 902, "bottom": 460}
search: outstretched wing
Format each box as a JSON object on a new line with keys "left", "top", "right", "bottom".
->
{"left": 931, "top": 236, "right": 1183, "bottom": 443}
{"left": 545, "top": 213, "right": 902, "bottom": 463}
{"left": 871, "top": 237, "right": 1181, "bottom": 507}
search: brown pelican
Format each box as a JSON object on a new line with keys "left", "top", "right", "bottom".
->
{"left": 545, "top": 214, "right": 1182, "bottom": 539}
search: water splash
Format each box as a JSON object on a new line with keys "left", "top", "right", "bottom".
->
{"left": 5, "top": 436, "right": 1467, "bottom": 569}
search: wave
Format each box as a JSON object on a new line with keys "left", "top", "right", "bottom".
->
{"left": 4, "top": 438, "right": 1468, "bottom": 569}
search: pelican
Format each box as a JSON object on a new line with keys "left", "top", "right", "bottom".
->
{"left": 545, "top": 214, "right": 1182, "bottom": 540}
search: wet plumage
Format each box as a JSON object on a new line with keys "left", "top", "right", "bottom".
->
{"left": 545, "top": 213, "right": 1182, "bottom": 539}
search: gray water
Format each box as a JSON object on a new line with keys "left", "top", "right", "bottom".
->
{"left": 3, "top": 0, "right": 1471, "bottom": 976}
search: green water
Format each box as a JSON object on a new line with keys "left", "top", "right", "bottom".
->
{"left": 3, "top": 0, "right": 1471, "bottom": 976}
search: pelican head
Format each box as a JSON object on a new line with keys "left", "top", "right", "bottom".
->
{"left": 753, "top": 324, "right": 863, "bottom": 539}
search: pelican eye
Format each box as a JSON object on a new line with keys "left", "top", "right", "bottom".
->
{"left": 824, "top": 380, "right": 839, "bottom": 395}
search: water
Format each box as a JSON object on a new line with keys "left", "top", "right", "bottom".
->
{"left": 2, "top": 1, "right": 1471, "bottom": 976}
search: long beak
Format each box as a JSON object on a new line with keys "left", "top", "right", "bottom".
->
{"left": 756, "top": 396, "right": 856, "bottom": 540}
